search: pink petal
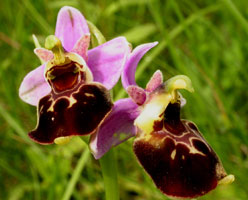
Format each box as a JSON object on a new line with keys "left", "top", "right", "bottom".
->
{"left": 72, "top": 34, "right": 90, "bottom": 61}
{"left": 87, "top": 37, "right": 130, "bottom": 89}
{"left": 122, "top": 42, "right": 158, "bottom": 89}
{"left": 146, "top": 70, "right": 163, "bottom": 92}
{"left": 55, "top": 6, "right": 89, "bottom": 52}
{"left": 90, "top": 98, "right": 139, "bottom": 159}
{"left": 19, "top": 64, "right": 51, "bottom": 106}
{"left": 127, "top": 85, "right": 146, "bottom": 105}
{"left": 34, "top": 48, "right": 54, "bottom": 62}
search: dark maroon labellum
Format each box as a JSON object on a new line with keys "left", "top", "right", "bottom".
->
{"left": 133, "top": 103, "right": 227, "bottom": 198}
{"left": 29, "top": 62, "right": 113, "bottom": 144}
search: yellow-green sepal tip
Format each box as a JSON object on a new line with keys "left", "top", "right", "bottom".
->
{"left": 87, "top": 20, "right": 106, "bottom": 47}
{"left": 45, "top": 35, "right": 65, "bottom": 65}
{"left": 218, "top": 174, "right": 235, "bottom": 185}
{"left": 165, "top": 75, "right": 194, "bottom": 93}
{"left": 45, "top": 35, "right": 62, "bottom": 50}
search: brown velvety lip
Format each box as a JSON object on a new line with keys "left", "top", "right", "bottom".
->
{"left": 29, "top": 82, "right": 113, "bottom": 144}
{"left": 133, "top": 103, "right": 227, "bottom": 198}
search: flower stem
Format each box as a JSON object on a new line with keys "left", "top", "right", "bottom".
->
{"left": 87, "top": 21, "right": 118, "bottom": 200}
{"left": 99, "top": 148, "right": 120, "bottom": 200}
{"left": 62, "top": 146, "right": 90, "bottom": 200}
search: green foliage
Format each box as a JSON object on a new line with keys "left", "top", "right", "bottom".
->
{"left": 0, "top": 0, "right": 248, "bottom": 199}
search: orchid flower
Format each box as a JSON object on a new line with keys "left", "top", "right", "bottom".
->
{"left": 19, "top": 6, "right": 130, "bottom": 145}
{"left": 90, "top": 43, "right": 234, "bottom": 198}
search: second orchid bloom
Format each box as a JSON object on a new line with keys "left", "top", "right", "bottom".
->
{"left": 106, "top": 41, "right": 234, "bottom": 198}
{"left": 19, "top": 6, "right": 234, "bottom": 199}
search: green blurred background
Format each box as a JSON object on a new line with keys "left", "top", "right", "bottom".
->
{"left": 0, "top": 0, "right": 248, "bottom": 199}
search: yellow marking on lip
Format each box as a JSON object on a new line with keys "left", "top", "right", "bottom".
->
{"left": 47, "top": 97, "right": 55, "bottom": 112}
{"left": 188, "top": 146, "right": 206, "bottom": 156}
{"left": 68, "top": 97, "right": 77, "bottom": 108}
{"left": 171, "top": 149, "right": 176, "bottom": 160}
{"left": 39, "top": 105, "right": 44, "bottom": 112}
{"left": 138, "top": 130, "right": 208, "bottom": 157}
{"left": 47, "top": 96, "right": 77, "bottom": 112}
{"left": 85, "top": 93, "right": 95, "bottom": 97}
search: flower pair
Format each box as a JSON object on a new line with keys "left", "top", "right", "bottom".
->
{"left": 19, "top": 6, "right": 234, "bottom": 199}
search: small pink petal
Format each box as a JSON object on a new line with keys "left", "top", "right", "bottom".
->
{"left": 90, "top": 98, "right": 139, "bottom": 159}
{"left": 122, "top": 42, "right": 158, "bottom": 89}
{"left": 87, "top": 37, "right": 130, "bottom": 89}
{"left": 19, "top": 64, "right": 51, "bottom": 106}
{"left": 127, "top": 85, "right": 146, "bottom": 105}
{"left": 72, "top": 34, "right": 90, "bottom": 61}
{"left": 34, "top": 48, "right": 54, "bottom": 62}
{"left": 55, "top": 6, "right": 89, "bottom": 52}
{"left": 146, "top": 70, "right": 163, "bottom": 92}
